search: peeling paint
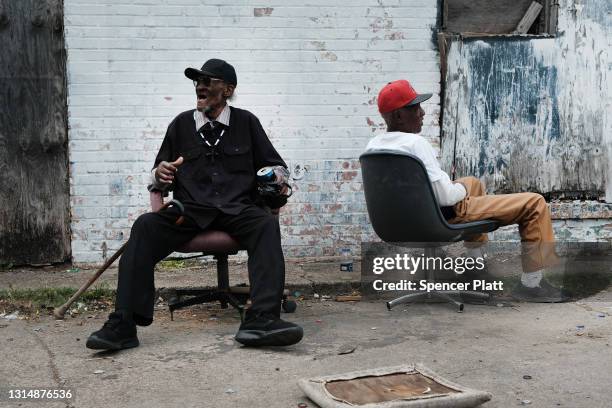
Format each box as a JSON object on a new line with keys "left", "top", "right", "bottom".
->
{"left": 253, "top": 7, "right": 273, "bottom": 17}
{"left": 109, "top": 180, "right": 125, "bottom": 195}
{"left": 341, "top": 171, "right": 358, "bottom": 181}
{"left": 320, "top": 51, "right": 338, "bottom": 61}
{"left": 384, "top": 32, "right": 405, "bottom": 40}
{"left": 441, "top": 0, "right": 609, "bottom": 200}
{"left": 369, "top": 17, "right": 393, "bottom": 32}
{"left": 310, "top": 40, "right": 326, "bottom": 51}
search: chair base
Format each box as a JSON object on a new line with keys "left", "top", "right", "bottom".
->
{"left": 168, "top": 286, "right": 250, "bottom": 321}
{"left": 167, "top": 287, "right": 295, "bottom": 322}
{"left": 386, "top": 290, "right": 490, "bottom": 313}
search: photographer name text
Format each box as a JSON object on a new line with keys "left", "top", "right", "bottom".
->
{"left": 372, "top": 279, "right": 503, "bottom": 292}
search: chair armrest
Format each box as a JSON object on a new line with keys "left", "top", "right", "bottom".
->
{"left": 150, "top": 191, "right": 164, "bottom": 212}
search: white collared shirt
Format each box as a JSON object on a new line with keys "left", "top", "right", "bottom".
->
{"left": 193, "top": 103, "right": 231, "bottom": 130}
{"left": 365, "top": 131, "right": 467, "bottom": 206}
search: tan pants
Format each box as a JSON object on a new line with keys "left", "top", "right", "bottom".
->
{"left": 449, "top": 177, "right": 558, "bottom": 272}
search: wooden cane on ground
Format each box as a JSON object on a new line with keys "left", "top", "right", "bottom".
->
{"left": 53, "top": 199, "right": 185, "bottom": 320}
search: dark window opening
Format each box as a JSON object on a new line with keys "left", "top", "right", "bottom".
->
{"left": 442, "top": 0, "right": 558, "bottom": 36}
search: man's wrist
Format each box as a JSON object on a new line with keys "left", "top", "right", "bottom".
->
{"left": 150, "top": 168, "right": 170, "bottom": 191}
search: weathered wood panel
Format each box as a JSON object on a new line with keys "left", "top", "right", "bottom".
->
{"left": 444, "top": 0, "right": 538, "bottom": 34}
{"left": 0, "top": 0, "right": 71, "bottom": 264}
{"left": 441, "top": 0, "right": 609, "bottom": 200}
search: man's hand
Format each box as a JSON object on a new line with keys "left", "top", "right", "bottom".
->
{"left": 155, "top": 157, "right": 184, "bottom": 184}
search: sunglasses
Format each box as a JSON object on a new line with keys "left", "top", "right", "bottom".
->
{"left": 192, "top": 76, "right": 224, "bottom": 87}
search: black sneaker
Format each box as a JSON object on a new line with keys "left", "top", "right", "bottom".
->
{"left": 86, "top": 311, "right": 139, "bottom": 351}
{"left": 512, "top": 280, "right": 571, "bottom": 303}
{"left": 235, "top": 312, "right": 303, "bottom": 347}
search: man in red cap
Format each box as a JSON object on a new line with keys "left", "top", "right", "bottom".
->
{"left": 365, "top": 79, "right": 569, "bottom": 302}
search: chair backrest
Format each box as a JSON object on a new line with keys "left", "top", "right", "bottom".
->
{"left": 360, "top": 150, "right": 463, "bottom": 243}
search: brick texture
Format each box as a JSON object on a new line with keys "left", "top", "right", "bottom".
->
{"left": 65, "top": 1, "right": 610, "bottom": 265}
{"left": 65, "top": 0, "right": 441, "bottom": 263}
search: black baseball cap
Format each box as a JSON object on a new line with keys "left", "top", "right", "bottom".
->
{"left": 184, "top": 58, "right": 237, "bottom": 86}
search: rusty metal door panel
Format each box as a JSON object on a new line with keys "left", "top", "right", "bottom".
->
{"left": 0, "top": 0, "right": 70, "bottom": 264}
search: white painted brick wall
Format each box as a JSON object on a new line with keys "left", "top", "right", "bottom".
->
{"left": 65, "top": 0, "right": 441, "bottom": 263}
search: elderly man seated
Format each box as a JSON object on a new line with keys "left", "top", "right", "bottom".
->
{"left": 86, "top": 59, "right": 303, "bottom": 351}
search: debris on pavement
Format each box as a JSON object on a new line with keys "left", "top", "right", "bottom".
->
{"left": 298, "top": 364, "right": 492, "bottom": 407}
{"left": 337, "top": 345, "right": 357, "bottom": 355}
{"left": 335, "top": 295, "right": 362, "bottom": 302}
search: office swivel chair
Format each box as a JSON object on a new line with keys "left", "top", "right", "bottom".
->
{"left": 150, "top": 191, "right": 296, "bottom": 321}
{"left": 360, "top": 150, "right": 500, "bottom": 312}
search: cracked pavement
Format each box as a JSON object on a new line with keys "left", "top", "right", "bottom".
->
{"left": 2, "top": 290, "right": 612, "bottom": 408}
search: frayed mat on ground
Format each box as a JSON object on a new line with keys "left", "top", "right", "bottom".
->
{"left": 299, "top": 364, "right": 491, "bottom": 408}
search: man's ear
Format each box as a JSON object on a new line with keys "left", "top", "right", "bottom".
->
{"left": 392, "top": 109, "right": 402, "bottom": 123}
{"left": 224, "top": 84, "right": 236, "bottom": 99}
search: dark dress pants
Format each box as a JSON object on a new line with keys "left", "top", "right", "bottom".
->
{"left": 115, "top": 205, "right": 285, "bottom": 325}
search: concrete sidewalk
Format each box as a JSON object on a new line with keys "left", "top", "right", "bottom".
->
{"left": 1, "top": 292, "right": 612, "bottom": 408}
{"left": 1, "top": 253, "right": 611, "bottom": 408}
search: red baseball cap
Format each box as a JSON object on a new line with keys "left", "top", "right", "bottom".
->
{"left": 377, "top": 80, "right": 432, "bottom": 113}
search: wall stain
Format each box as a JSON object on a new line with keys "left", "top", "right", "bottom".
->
{"left": 441, "top": 0, "right": 609, "bottom": 199}
{"left": 253, "top": 7, "right": 273, "bottom": 17}
{"left": 320, "top": 51, "right": 338, "bottom": 61}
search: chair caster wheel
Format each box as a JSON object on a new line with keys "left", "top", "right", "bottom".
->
{"left": 282, "top": 300, "right": 297, "bottom": 313}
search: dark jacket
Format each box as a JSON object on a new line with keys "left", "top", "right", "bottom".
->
{"left": 152, "top": 106, "right": 286, "bottom": 225}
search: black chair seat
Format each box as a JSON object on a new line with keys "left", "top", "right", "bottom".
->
{"left": 177, "top": 230, "right": 242, "bottom": 254}
{"left": 360, "top": 150, "right": 501, "bottom": 311}
{"left": 149, "top": 191, "right": 295, "bottom": 320}
{"left": 446, "top": 219, "right": 499, "bottom": 234}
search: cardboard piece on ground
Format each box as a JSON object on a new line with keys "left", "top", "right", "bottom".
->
{"left": 298, "top": 364, "right": 491, "bottom": 408}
